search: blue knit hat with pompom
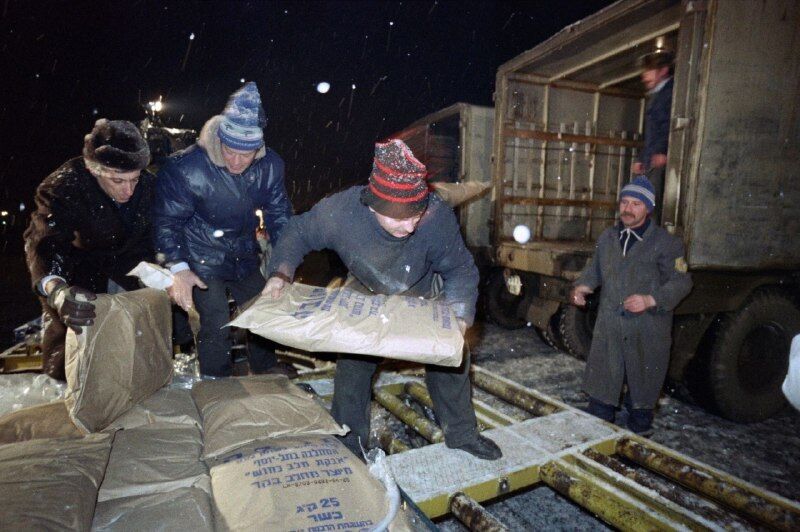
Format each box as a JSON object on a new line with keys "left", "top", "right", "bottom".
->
{"left": 620, "top": 175, "right": 656, "bottom": 212}
{"left": 218, "top": 82, "right": 266, "bottom": 151}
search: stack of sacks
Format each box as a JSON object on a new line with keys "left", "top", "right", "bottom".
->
{"left": 92, "top": 422, "right": 213, "bottom": 531}
{"left": 92, "top": 384, "right": 214, "bottom": 531}
{"left": 193, "top": 375, "right": 412, "bottom": 531}
{"left": 0, "top": 434, "right": 112, "bottom": 529}
{"left": 0, "top": 288, "right": 207, "bottom": 529}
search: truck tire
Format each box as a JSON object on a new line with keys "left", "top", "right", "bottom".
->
{"left": 559, "top": 304, "right": 597, "bottom": 360}
{"left": 708, "top": 290, "right": 800, "bottom": 422}
{"left": 536, "top": 310, "right": 567, "bottom": 351}
{"left": 484, "top": 268, "right": 526, "bottom": 330}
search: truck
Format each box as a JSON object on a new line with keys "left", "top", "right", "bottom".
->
{"left": 484, "top": 0, "right": 800, "bottom": 422}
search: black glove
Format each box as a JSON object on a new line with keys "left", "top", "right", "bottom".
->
{"left": 47, "top": 284, "right": 97, "bottom": 333}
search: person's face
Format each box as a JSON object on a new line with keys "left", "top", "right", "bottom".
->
{"left": 641, "top": 66, "right": 670, "bottom": 91}
{"left": 619, "top": 196, "right": 649, "bottom": 228}
{"left": 94, "top": 168, "right": 141, "bottom": 203}
{"left": 370, "top": 208, "right": 424, "bottom": 238}
{"left": 221, "top": 144, "right": 258, "bottom": 174}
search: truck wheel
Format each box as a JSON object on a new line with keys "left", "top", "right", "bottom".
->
{"left": 708, "top": 290, "right": 800, "bottom": 422}
{"left": 484, "top": 268, "right": 526, "bottom": 330}
{"left": 559, "top": 304, "right": 597, "bottom": 360}
{"left": 537, "top": 310, "right": 567, "bottom": 351}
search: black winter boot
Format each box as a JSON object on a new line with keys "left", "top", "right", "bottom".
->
{"left": 447, "top": 434, "right": 502, "bottom": 460}
{"left": 627, "top": 408, "right": 654, "bottom": 436}
{"left": 586, "top": 397, "right": 616, "bottom": 422}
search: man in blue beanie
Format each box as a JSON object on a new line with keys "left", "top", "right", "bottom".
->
{"left": 570, "top": 175, "right": 692, "bottom": 435}
{"left": 152, "top": 82, "right": 294, "bottom": 377}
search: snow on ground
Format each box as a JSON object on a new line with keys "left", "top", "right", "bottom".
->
{"left": 432, "top": 320, "right": 800, "bottom": 530}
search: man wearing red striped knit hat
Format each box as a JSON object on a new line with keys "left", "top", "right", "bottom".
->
{"left": 263, "top": 139, "right": 502, "bottom": 460}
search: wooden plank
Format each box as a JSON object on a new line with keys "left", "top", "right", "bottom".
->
{"left": 501, "top": 197, "right": 616, "bottom": 209}
{"left": 508, "top": 72, "right": 643, "bottom": 99}
{"left": 504, "top": 126, "right": 643, "bottom": 148}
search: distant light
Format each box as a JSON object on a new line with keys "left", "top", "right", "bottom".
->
{"left": 513, "top": 224, "right": 531, "bottom": 244}
{"left": 389, "top": 21, "right": 394, "bottom": 26}
{"left": 0, "top": 211, "right": 8, "bottom": 216}
{"left": 255, "top": 209, "right": 263, "bottom": 218}
{"left": 189, "top": 33, "right": 195, "bottom": 40}
{"left": 19, "top": 203, "right": 25, "bottom": 212}
{"left": 240, "top": 78, "right": 245, "bottom": 83}
{"left": 212, "top": 229, "right": 224, "bottom": 238}
{"left": 148, "top": 98, "right": 163, "bottom": 113}
{"left": 316, "top": 82, "right": 330, "bottom": 94}
{"left": 92, "top": 108, "right": 99, "bottom": 115}
{"left": 351, "top": 84, "right": 356, "bottom": 90}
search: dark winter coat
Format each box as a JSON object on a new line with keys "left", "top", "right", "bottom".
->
{"left": 267, "top": 186, "right": 480, "bottom": 325}
{"left": 24, "top": 157, "right": 155, "bottom": 294}
{"left": 637, "top": 78, "right": 673, "bottom": 169}
{"left": 152, "top": 116, "right": 292, "bottom": 281}
{"left": 577, "top": 220, "right": 692, "bottom": 409}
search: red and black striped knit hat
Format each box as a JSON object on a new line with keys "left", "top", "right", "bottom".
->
{"left": 361, "top": 139, "right": 429, "bottom": 219}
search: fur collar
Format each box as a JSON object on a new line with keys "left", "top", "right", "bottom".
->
{"left": 197, "top": 115, "right": 267, "bottom": 167}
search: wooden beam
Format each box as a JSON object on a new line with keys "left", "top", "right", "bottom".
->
{"left": 501, "top": 197, "right": 617, "bottom": 209}
{"left": 504, "top": 126, "right": 643, "bottom": 148}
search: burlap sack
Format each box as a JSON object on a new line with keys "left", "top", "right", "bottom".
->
{"left": 210, "top": 436, "right": 390, "bottom": 532}
{"left": 93, "top": 487, "right": 215, "bottom": 532}
{"left": 0, "top": 433, "right": 112, "bottom": 529}
{"left": 430, "top": 181, "right": 491, "bottom": 207}
{"left": 64, "top": 288, "right": 173, "bottom": 432}
{"left": 98, "top": 422, "right": 210, "bottom": 502}
{"left": 229, "top": 283, "right": 463, "bottom": 367}
{"left": 103, "top": 387, "right": 201, "bottom": 432}
{"left": 0, "top": 400, "right": 84, "bottom": 444}
{"left": 192, "top": 375, "right": 347, "bottom": 460}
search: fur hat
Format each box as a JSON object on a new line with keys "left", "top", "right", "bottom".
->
{"left": 218, "top": 82, "right": 266, "bottom": 151}
{"left": 620, "top": 175, "right": 656, "bottom": 212}
{"left": 83, "top": 119, "right": 150, "bottom": 171}
{"left": 361, "top": 139, "right": 429, "bottom": 219}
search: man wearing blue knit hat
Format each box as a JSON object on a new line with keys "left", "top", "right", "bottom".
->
{"left": 153, "top": 82, "right": 294, "bottom": 377}
{"left": 570, "top": 175, "right": 692, "bottom": 435}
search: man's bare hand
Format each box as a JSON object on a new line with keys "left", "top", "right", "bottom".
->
{"left": 571, "top": 285, "right": 593, "bottom": 307}
{"left": 631, "top": 161, "right": 645, "bottom": 175}
{"left": 168, "top": 270, "right": 207, "bottom": 312}
{"left": 262, "top": 276, "right": 286, "bottom": 299}
{"left": 650, "top": 153, "right": 667, "bottom": 168}
{"left": 623, "top": 294, "right": 656, "bottom": 314}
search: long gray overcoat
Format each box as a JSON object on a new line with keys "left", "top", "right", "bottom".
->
{"left": 577, "top": 222, "right": 693, "bottom": 409}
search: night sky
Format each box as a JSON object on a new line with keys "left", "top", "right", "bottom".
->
{"left": 1, "top": 0, "right": 613, "bottom": 244}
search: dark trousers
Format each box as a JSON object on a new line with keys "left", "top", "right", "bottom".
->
{"left": 330, "top": 351, "right": 479, "bottom": 450}
{"left": 193, "top": 270, "right": 276, "bottom": 377}
{"left": 647, "top": 165, "right": 666, "bottom": 224}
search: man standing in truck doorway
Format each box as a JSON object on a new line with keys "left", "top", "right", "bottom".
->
{"left": 632, "top": 50, "right": 673, "bottom": 223}
{"left": 571, "top": 176, "right": 692, "bottom": 435}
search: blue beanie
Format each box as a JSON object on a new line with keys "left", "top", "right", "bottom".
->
{"left": 620, "top": 175, "right": 656, "bottom": 212}
{"left": 217, "top": 82, "right": 266, "bottom": 151}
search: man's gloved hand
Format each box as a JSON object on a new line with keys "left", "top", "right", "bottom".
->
{"left": 47, "top": 284, "right": 97, "bottom": 333}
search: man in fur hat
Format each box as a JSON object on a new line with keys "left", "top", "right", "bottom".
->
{"left": 571, "top": 176, "right": 692, "bottom": 435}
{"left": 25, "top": 119, "right": 154, "bottom": 380}
{"left": 153, "top": 82, "right": 293, "bottom": 377}
{"left": 262, "top": 139, "right": 502, "bottom": 460}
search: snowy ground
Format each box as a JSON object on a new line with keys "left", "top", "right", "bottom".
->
{"left": 413, "top": 321, "right": 800, "bottom": 530}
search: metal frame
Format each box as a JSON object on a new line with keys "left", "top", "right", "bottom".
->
{"left": 307, "top": 366, "right": 800, "bottom": 529}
